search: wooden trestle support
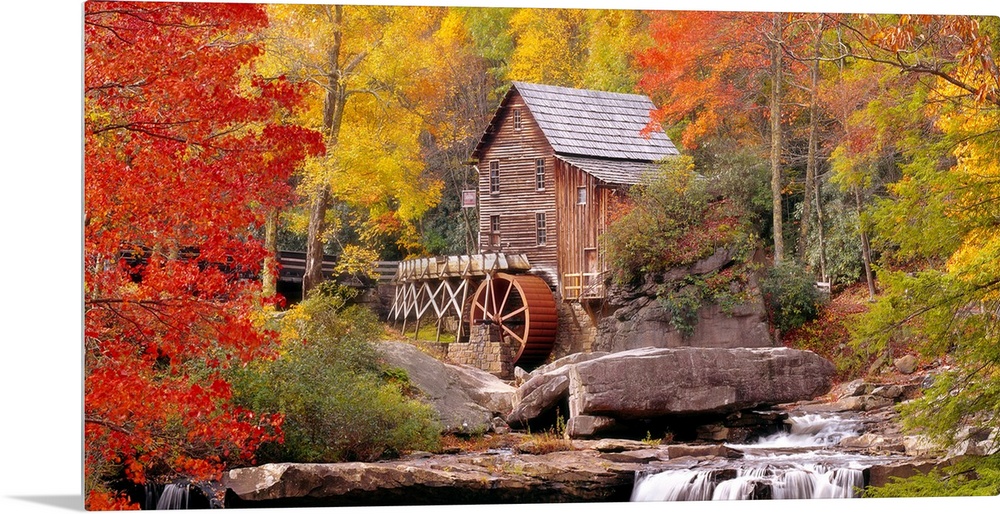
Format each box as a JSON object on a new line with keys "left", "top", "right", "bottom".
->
{"left": 388, "top": 253, "right": 558, "bottom": 370}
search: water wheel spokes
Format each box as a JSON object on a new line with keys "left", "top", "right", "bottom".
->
{"left": 468, "top": 272, "right": 557, "bottom": 369}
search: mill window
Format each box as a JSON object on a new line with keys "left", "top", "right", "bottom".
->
{"left": 536, "top": 212, "right": 547, "bottom": 246}
{"left": 489, "top": 160, "right": 500, "bottom": 194}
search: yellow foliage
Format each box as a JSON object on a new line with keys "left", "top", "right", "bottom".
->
{"left": 258, "top": 4, "right": 451, "bottom": 256}
{"left": 507, "top": 8, "right": 587, "bottom": 87}
{"left": 939, "top": 103, "right": 1000, "bottom": 295}
{"left": 333, "top": 245, "right": 380, "bottom": 279}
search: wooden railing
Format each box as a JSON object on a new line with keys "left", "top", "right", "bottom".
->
{"left": 276, "top": 251, "right": 398, "bottom": 285}
{"left": 373, "top": 261, "right": 400, "bottom": 283}
{"left": 562, "top": 272, "right": 605, "bottom": 300}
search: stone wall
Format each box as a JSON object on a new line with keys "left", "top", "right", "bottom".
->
{"left": 447, "top": 324, "right": 518, "bottom": 379}
{"left": 552, "top": 301, "right": 599, "bottom": 359}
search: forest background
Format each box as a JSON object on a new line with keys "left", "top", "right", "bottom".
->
{"left": 3, "top": 1, "right": 999, "bottom": 514}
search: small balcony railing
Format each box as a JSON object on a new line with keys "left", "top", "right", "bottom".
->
{"left": 562, "top": 272, "right": 605, "bottom": 301}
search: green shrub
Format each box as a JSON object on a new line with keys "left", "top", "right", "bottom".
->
{"left": 656, "top": 285, "right": 703, "bottom": 337}
{"left": 760, "top": 262, "right": 823, "bottom": 332}
{"left": 231, "top": 296, "right": 441, "bottom": 463}
{"left": 602, "top": 156, "right": 757, "bottom": 287}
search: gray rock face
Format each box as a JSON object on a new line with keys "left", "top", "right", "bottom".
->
{"left": 597, "top": 301, "right": 774, "bottom": 352}
{"left": 568, "top": 347, "right": 835, "bottom": 419}
{"left": 894, "top": 354, "right": 919, "bottom": 374}
{"left": 508, "top": 373, "right": 569, "bottom": 426}
{"left": 376, "top": 341, "right": 515, "bottom": 434}
{"left": 595, "top": 247, "right": 773, "bottom": 352}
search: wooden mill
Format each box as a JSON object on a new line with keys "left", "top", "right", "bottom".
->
{"left": 389, "top": 82, "right": 678, "bottom": 377}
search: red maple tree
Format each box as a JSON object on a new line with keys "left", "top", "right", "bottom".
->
{"left": 84, "top": 2, "right": 323, "bottom": 508}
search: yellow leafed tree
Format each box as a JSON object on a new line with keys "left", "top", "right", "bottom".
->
{"left": 259, "top": 4, "right": 445, "bottom": 295}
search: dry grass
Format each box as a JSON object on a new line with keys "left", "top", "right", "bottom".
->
{"left": 439, "top": 433, "right": 528, "bottom": 453}
{"left": 515, "top": 432, "right": 575, "bottom": 455}
{"left": 438, "top": 431, "right": 576, "bottom": 456}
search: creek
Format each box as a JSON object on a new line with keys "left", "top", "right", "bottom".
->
{"left": 631, "top": 412, "right": 902, "bottom": 501}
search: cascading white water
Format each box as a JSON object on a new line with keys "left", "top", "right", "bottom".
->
{"left": 154, "top": 483, "right": 190, "bottom": 510}
{"left": 712, "top": 468, "right": 768, "bottom": 500}
{"left": 630, "top": 470, "right": 717, "bottom": 501}
{"left": 770, "top": 464, "right": 864, "bottom": 499}
{"left": 631, "top": 414, "right": 872, "bottom": 501}
{"left": 748, "top": 413, "right": 860, "bottom": 448}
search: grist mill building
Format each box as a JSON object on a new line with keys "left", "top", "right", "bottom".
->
{"left": 389, "top": 81, "right": 679, "bottom": 377}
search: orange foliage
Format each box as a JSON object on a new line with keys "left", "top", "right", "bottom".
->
{"left": 84, "top": 1, "right": 322, "bottom": 499}
{"left": 783, "top": 283, "right": 872, "bottom": 380}
{"left": 637, "top": 12, "right": 826, "bottom": 150}
{"left": 86, "top": 490, "right": 140, "bottom": 511}
{"left": 636, "top": 11, "right": 771, "bottom": 149}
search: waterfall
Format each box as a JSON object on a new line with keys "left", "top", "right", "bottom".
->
{"left": 630, "top": 470, "right": 717, "bottom": 501}
{"left": 156, "top": 483, "right": 190, "bottom": 509}
{"left": 631, "top": 414, "right": 871, "bottom": 501}
{"left": 144, "top": 482, "right": 191, "bottom": 510}
{"left": 770, "top": 465, "right": 864, "bottom": 499}
{"left": 712, "top": 468, "right": 768, "bottom": 500}
{"left": 748, "top": 413, "right": 859, "bottom": 448}
{"left": 632, "top": 465, "right": 864, "bottom": 501}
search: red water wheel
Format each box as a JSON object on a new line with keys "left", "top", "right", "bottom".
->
{"left": 469, "top": 273, "right": 558, "bottom": 369}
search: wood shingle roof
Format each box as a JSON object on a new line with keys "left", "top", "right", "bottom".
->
{"left": 555, "top": 155, "right": 660, "bottom": 186}
{"left": 472, "top": 82, "right": 679, "bottom": 186}
{"left": 512, "top": 81, "right": 679, "bottom": 162}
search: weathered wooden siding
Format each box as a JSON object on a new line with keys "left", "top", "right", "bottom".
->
{"left": 555, "top": 160, "right": 624, "bottom": 300}
{"left": 477, "top": 91, "right": 559, "bottom": 287}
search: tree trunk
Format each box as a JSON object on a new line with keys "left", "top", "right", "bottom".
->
{"left": 797, "top": 22, "right": 822, "bottom": 264}
{"left": 854, "top": 187, "right": 876, "bottom": 301}
{"left": 262, "top": 208, "right": 278, "bottom": 298}
{"left": 302, "top": 5, "right": 350, "bottom": 298}
{"left": 770, "top": 13, "right": 785, "bottom": 265}
{"left": 814, "top": 177, "right": 828, "bottom": 284}
{"left": 303, "top": 188, "right": 331, "bottom": 297}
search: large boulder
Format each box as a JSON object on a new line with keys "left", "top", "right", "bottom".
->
{"left": 508, "top": 347, "right": 835, "bottom": 437}
{"left": 568, "top": 347, "right": 834, "bottom": 419}
{"left": 377, "top": 341, "right": 515, "bottom": 435}
{"left": 508, "top": 373, "right": 570, "bottom": 426}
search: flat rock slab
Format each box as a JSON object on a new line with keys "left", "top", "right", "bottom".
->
{"left": 224, "top": 449, "right": 644, "bottom": 507}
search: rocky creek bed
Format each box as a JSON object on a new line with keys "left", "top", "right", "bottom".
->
{"left": 220, "top": 355, "right": 973, "bottom": 508}
{"left": 221, "top": 413, "right": 939, "bottom": 508}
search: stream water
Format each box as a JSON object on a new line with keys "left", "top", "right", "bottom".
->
{"left": 631, "top": 413, "right": 896, "bottom": 501}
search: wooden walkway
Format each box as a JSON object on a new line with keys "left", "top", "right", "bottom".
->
{"left": 276, "top": 251, "right": 397, "bottom": 285}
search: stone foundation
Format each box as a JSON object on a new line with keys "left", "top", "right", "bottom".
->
{"left": 446, "top": 324, "right": 518, "bottom": 379}
{"left": 552, "top": 300, "right": 599, "bottom": 359}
